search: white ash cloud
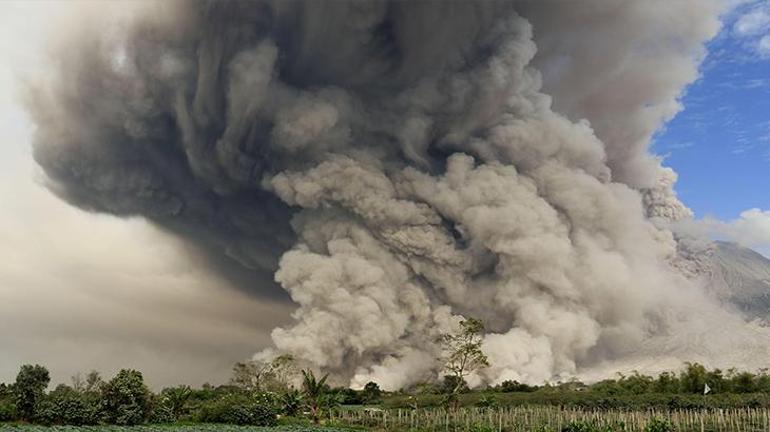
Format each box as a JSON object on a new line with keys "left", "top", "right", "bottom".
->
{"left": 27, "top": 0, "right": 770, "bottom": 391}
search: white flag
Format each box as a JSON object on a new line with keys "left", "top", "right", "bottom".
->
{"left": 704, "top": 383, "right": 711, "bottom": 395}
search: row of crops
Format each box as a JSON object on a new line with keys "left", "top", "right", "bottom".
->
{"left": 0, "top": 426, "right": 358, "bottom": 432}
{"left": 331, "top": 405, "right": 770, "bottom": 431}
{"left": 5, "top": 406, "right": 770, "bottom": 431}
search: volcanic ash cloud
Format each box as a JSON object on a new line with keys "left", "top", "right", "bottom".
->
{"left": 30, "top": 0, "right": 767, "bottom": 390}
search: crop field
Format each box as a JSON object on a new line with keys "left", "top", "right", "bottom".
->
{"left": 0, "top": 427, "right": 359, "bottom": 432}
{"left": 331, "top": 406, "right": 770, "bottom": 431}
{"left": 4, "top": 406, "right": 770, "bottom": 431}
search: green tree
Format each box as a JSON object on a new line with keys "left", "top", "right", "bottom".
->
{"left": 498, "top": 380, "right": 536, "bottom": 393}
{"left": 101, "top": 369, "right": 150, "bottom": 425}
{"left": 0, "top": 382, "right": 16, "bottom": 422}
{"left": 439, "top": 375, "right": 469, "bottom": 394}
{"left": 301, "top": 369, "right": 328, "bottom": 424}
{"left": 160, "top": 385, "right": 192, "bottom": 420}
{"left": 730, "top": 371, "right": 756, "bottom": 393}
{"left": 362, "top": 381, "right": 381, "bottom": 403}
{"left": 679, "top": 362, "right": 708, "bottom": 394}
{"left": 35, "top": 384, "right": 100, "bottom": 426}
{"left": 619, "top": 371, "right": 654, "bottom": 394}
{"left": 439, "top": 318, "right": 489, "bottom": 399}
{"left": 654, "top": 371, "right": 680, "bottom": 393}
{"left": 14, "top": 364, "right": 50, "bottom": 421}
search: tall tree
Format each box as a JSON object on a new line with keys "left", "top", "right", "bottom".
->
{"left": 231, "top": 354, "right": 297, "bottom": 392}
{"left": 101, "top": 369, "right": 150, "bottom": 425}
{"left": 439, "top": 317, "right": 489, "bottom": 401}
{"left": 14, "top": 364, "right": 50, "bottom": 421}
{"left": 72, "top": 370, "right": 104, "bottom": 394}
{"left": 362, "top": 381, "right": 381, "bottom": 403}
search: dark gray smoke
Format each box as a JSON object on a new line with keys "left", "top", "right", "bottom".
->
{"left": 32, "top": 0, "right": 769, "bottom": 390}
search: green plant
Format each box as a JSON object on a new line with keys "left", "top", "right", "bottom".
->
{"left": 13, "top": 364, "right": 50, "bottom": 421}
{"left": 147, "top": 404, "right": 172, "bottom": 424}
{"left": 0, "top": 399, "right": 17, "bottom": 422}
{"left": 362, "top": 381, "right": 381, "bottom": 403}
{"left": 301, "top": 370, "right": 329, "bottom": 424}
{"left": 498, "top": 380, "right": 535, "bottom": 392}
{"left": 644, "top": 417, "right": 673, "bottom": 432}
{"left": 469, "top": 424, "right": 496, "bottom": 432}
{"left": 101, "top": 369, "right": 151, "bottom": 425}
{"left": 560, "top": 420, "right": 621, "bottom": 432}
{"left": 475, "top": 394, "right": 498, "bottom": 408}
{"left": 282, "top": 389, "right": 303, "bottom": 416}
{"left": 196, "top": 394, "right": 278, "bottom": 426}
{"left": 160, "top": 385, "right": 192, "bottom": 420}
{"left": 34, "top": 388, "right": 100, "bottom": 426}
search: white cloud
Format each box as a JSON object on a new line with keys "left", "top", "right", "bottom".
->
{"left": 729, "top": 1, "right": 770, "bottom": 57}
{"left": 722, "top": 208, "right": 770, "bottom": 245}
{"left": 680, "top": 208, "right": 770, "bottom": 249}
{"left": 758, "top": 34, "right": 770, "bottom": 56}
{"left": 734, "top": 5, "right": 770, "bottom": 36}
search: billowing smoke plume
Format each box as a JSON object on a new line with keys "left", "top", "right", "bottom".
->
{"left": 30, "top": 0, "right": 765, "bottom": 390}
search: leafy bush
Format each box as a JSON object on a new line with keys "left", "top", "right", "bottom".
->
{"left": 147, "top": 402, "right": 175, "bottom": 424}
{"left": 158, "top": 385, "right": 192, "bottom": 420}
{"left": 34, "top": 390, "right": 100, "bottom": 426}
{"left": 498, "top": 380, "right": 536, "bottom": 393}
{"left": 0, "top": 399, "right": 17, "bottom": 422}
{"left": 362, "top": 381, "right": 381, "bottom": 403}
{"left": 475, "top": 394, "right": 497, "bottom": 408}
{"left": 469, "top": 424, "right": 496, "bottom": 432}
{"left": 561, "top": 420, "right": 624, "bottom": 432}
{"left": 196, "top": 396, "right": 278, "bottom": 426}
{"left": 282, "top": 390, "right": 303, "bottom": 416}
{"left": 645, "top": 417, "right": 673, "bottom": 432}
{"left": 334, "top": 388, "right": 362, "bottom": 405}
{"left": 101, "top": 369, "right": 151, "bottom": 425}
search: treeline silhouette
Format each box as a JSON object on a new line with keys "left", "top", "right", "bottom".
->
{"left": 2, "top": 362, "right": 770, "bottom": 426}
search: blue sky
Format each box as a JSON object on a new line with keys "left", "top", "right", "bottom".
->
{"left": 654, "top": 1, "right": 770, "bottom": 221}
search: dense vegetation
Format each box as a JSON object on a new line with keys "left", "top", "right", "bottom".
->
{"left": 3, "top": 321, "right": 770, "bottom": 430}
{"left": 3, "top": 361, "right": 770, "bottom": 429}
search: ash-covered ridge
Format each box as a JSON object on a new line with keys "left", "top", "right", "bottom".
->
{"left": 698, "top": 242, "right": 770, "bottom": 322}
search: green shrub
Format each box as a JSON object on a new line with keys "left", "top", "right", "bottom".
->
{"left": 475, "top": 394, "right": 498, "bottom": 408}
{"left": 498, "top": 380, "right": 536, "bottom": 392}
{"left": 562, "top": 420, "right": 625, "bottom": 432}
{"left": 645, "top": 417, "right": 673, "bottom": 432}
{"left": 362, "top": 381, "right": 381, "bottom": 403}
{"left": 33, "top": 386, "right": 100, "bottom": 426}
{"left": 0, "top": 399, "right": 17, "bottom": 422}
{"left": 282, "top": 389, "right": 303, "bottom": 416}
{"left": 147, "top": 402, "right": 175, "bottom": 424}
{"left": 101, "top": 369, "right": 151, "bottom": 425}
{"left": 469, "top": 424, "right": 496, "bottom": 432}
{"left": 196, "top": 396, "right": 278, "bottom": 426}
